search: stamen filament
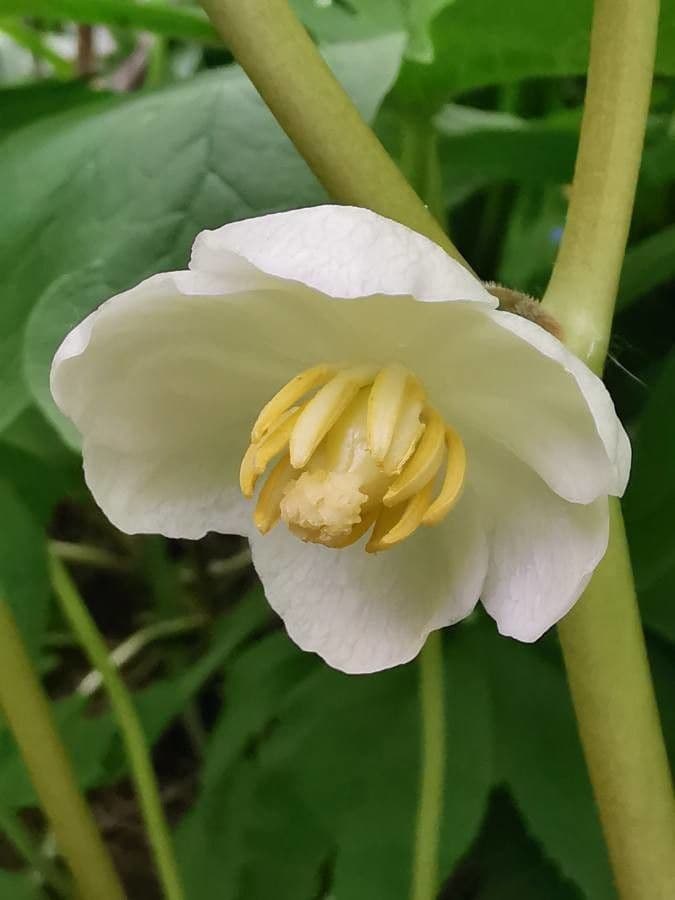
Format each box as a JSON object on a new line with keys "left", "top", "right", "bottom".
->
{"left": 367, "top": 364, "right": 411, "bottom": 462}
{"left": 383, "top": 409, "right": 445, "bottom": 506}
{"left": 422, "top": 427, "right": 467, "bottom": 525}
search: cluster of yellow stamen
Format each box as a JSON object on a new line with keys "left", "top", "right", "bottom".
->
{"left": 239, "top": 363, "right": 466, "bottom": 552}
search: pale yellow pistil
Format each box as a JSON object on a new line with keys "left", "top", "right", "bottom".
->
{"left": 239, "top": 363, "right": 467, "bottom": 552}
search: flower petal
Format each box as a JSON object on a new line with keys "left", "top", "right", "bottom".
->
{"left": 50, "top": 269, "right": 361, "bottom": 538}
{"left": 190, "top": 205, "right": 496, "bottom": 304}
{"left": 471, "top": 438, "right": 610, "bottom": 642}
{"left": 248, "top": 487, "right": 487, "bottom": 674}
{"left": 407, "top": 303, "right": 629, "bottom": 504}
{"left": 489, "top": 310, "right": 631, "bottom": 497}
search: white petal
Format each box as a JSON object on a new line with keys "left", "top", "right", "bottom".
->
{"left": 50, "top": 268, "right": 359, "bottom": 539}
{"left": 410, "top": 304, "right": 629, "bottom": 504}
{"left": 248, "top": 488, "right": 487, "bottom": 674}
{"left": 470, "top": 438, "right": 610, "bottom": 642}
{"left": 190, "top": 205, "right": 496, "bottom": 305}
{"left": 489, "top": 310, "right": 631, "bottom": 496}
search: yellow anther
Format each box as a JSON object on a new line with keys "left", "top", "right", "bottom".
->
{"left": 239, "top": 443, "right": 259, "bottom": 498}
{"left": 240, "top": 407, "right": 301, "bottom": 497}
{"left": 381, "top": 381, "right": 426, "bottom": 475}
{"left": 367, "top": 364, "right": 410, "bottom": 463}
{"left": 243, "top": 361, "right": 467, "bottom": 551}
{"left": 366, "top": 480, "right": 434, "bottom": 553}
{"left": 253, "top": 454, "right": 295, "bottom": 534}
{"left": 251, "top": 364, "right": 338, "bottom": 443}
{"left": 383, "top": 408, "right": 445, "bottom": 507}
{"left": 423, "top": 427, "right": 467, "bottom": 526}
{"left": 290, "top": 365, "right": 378, "bottom": 469}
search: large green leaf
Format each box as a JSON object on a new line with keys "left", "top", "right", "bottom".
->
{"left": 451, "top": 790, "right": 582, "bottom": 899}
{"left": 488, "top": 633, "right": 615, "bottom": 900}
{"left": 0, "top": 870, "right": 40, "bottom": 900}
{"left": 393, "top": 0, "right": 675, "bottom": 110}
{"left": 0, "top": 80, "right": 111, "bottom": 138}
{"left": 0, "top": 482, "right": 50, "bottom": 659}
{"left": 624, "top": 350, "right": 675, "bottom": 642}
{"left": 256, "top": 627, "right": 494, "bottom": 899}
{"left": 4, "top": 34, "right": 404, "bottom": 438}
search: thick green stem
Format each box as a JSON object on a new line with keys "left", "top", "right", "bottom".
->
{"left": 559, "top": 503, "right": 675, "bottom": 899}
{"left": 198, "top": 0, "right": 466, "bottom": 266}
{"left": 410, "top": 631, "right": 445, "bottom": 900}
{"left": 399, "top": 118, "right": 445, "bottom": 226}
{"left": 50, "top": 556, "right": 185, "bottom": 900}
{"left": 0, "top": 600, "right": 126, "bottom": 900}
{"left": 542, "top": 2, "right": 675, "bottom": 897}
{"left": 542, "top": 0, "right": 658, "bottom": 372}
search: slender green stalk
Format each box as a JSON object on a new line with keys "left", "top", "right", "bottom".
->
{"left": 0, "top": 599, "right": 126, "bottom": 900}
{"left": 542, "top": 1, "right": 675, "bottom": 897}
{"left": 411, "top": 632, "right": 445, "bottom": 900}
{"left": 198, "top": 0, "right": 466, "bottom": 266}
{"left": 0, "top": 809, "right": 72, "bottom": 897}
{"left": 49, "top": 556, "right": 185, "bottom": 900}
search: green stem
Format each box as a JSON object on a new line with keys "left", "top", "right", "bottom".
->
{"left": 541, "top": 0, "right": 658, "bottom": 372}
{"left": 0, "top": 599, "right": 126, "bottom": 900}
{"left": 198, "top": 0, "right": 466, "bottom": 266}
{"left": 49, "top": 556, "right": 185, "bottom": 900}
{"left": 558, "top": 504, "right": 675, "bottom": 899}
{"left": 0, "top": 809, "right": 72, "bottom": 898}
{"left": 410, "top": 631, "right": 445, "bottom": 900}
{"left": 541, "top": 1, "right": 675, "bottom": 897}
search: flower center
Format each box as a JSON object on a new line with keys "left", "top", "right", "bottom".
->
{"left": 240, "top": 363, "right": 466, "bottom": 552}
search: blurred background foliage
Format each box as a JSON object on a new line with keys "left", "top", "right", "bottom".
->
{"left": 0, "top": 1, "right": 673, "bottom": 897}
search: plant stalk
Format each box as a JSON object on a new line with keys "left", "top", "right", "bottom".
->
{"left": 49, "top": 556, "right": 185, "bottom": 900}
{"left": 542, "top": 1, "right": 675, "bottom": 897}
{"left": 411, "top": 631, "right": 446, "bottom": 900}
{"left": 198, "top": 0, "right": 466, "bottom": 265}
{"left": 0, "top": 600, "right": 126, "bottom": 900}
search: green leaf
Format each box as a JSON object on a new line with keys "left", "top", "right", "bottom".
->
{"left": 624, "top": 350, "right": 675, "bottom": 641}
{"left": 393, "top": 0, "right": 675, "bottom": 110}
{"left": 488, "top": 632, "right": 615, "bottom": 900}
{"left": 0, "top": 80, "right": 111, "bottom": 138}
{"left": 293, "top": 0, "right": 451, "bottom": 62}
{"left": 258, "top": 627, "right": 494, "bottom": 898}
{"left": 617, "top": 225, "right": 675, "bottom": 311}
{"left": 0, "top": 0, "right": 218, "bottom": 43}
{"left": 0, "top": 19, "right": 73, "bottom": 79}
{"left": 202, "top": 631, "right": 314, "bottom": 791}
{"left": 9, "top": 35, "right": 404, "bottom": 438}
{"left": 0, "top": 869, "right": 40, "bottom": 900}
{"left": 0, "top": 482, "right": 50, "bottom": 659}
{"left": 454, "top": 790, "right": 582, "bottom": 899}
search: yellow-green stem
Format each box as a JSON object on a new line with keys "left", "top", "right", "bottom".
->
{"left": 49, "top": 556, "right": 185, "bottom": 900}
{"left": 542, "top": 0, "right": 658, "bottom": 372}
{"left": 542, "top": 1, "right": 675, "bottom": 897}
{"left": 559, "top": 504, "right": 675, "bottom": 899}
{"left": 198, "top": 0, "right": 466, "bottom": 266}
{"left": 0, "top": 599, "right": 126, "bottom": 900}
{"left": 411, "top": 631, "right": 445, "bottom": 900}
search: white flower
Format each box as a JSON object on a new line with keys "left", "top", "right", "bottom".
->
{"left": 51, "top": 206, "right": 630, "bottom": 674}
